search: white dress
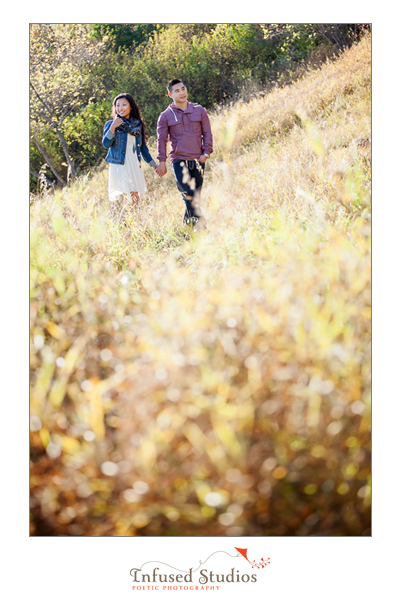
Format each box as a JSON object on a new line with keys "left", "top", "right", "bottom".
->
{"left": 108, "top": 134, "right": 147, "bottom": 201}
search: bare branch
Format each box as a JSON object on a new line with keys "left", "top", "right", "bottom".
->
{"left": 31, "top": 132, "right": 67, "bottom": 187}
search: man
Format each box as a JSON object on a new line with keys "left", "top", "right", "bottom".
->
{"left": 155, "top": 79, "right": 213, "bottom": 227}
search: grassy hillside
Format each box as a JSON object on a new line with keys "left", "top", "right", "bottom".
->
{"left": 30, "top": 34, "right": 371, "bottom": 536}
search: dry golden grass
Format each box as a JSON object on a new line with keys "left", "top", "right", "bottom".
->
{"left": 30, "top": 34, "right": 371, "bottom": 536}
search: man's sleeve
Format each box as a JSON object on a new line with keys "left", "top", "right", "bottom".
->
{"left": 201, "top": 109, "right": 213, "bottom": 156}
{"left": 156, "top": 113, "right": 169, "bottom": 162}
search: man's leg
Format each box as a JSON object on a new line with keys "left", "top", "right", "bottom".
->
{"left": 189, "top": 161, "right": 205, "bottom": 225}
{"left": 172, "top": 160, "right": 205, "bottom": 225}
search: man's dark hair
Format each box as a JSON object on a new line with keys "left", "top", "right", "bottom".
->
{"left": 167, "top": 78, "right": 184, "bottom": 93}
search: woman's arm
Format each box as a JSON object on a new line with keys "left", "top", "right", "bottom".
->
{"left": 140, "top": 140, "right": 157, "bottom": 168}
{"left": 102, "top": 121, "right": 115, "bottom": 150}
{"left": 102, "top": 117, "right": 124, "bottom": 149}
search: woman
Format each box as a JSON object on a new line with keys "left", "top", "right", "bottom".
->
{"left": 102, "top": 93, "right": 157, "bottom": 219}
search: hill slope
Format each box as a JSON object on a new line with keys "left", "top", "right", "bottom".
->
{"left": 30, "top": 35, "right": 371, "bottom": 536}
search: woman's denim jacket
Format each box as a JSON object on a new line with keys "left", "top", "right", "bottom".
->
{"left": 102, "top": 120, "right": 156, "bottom": 168}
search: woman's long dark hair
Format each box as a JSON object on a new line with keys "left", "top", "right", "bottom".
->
{"left": 112, "top": 93, "right": 148, "bottom": 141}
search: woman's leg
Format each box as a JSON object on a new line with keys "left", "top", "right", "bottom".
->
{"left": 119, "top": 192, "right": 140, "bottom": 222}
{"left": 130, "top": 191, "right": 140, "bottom": 208}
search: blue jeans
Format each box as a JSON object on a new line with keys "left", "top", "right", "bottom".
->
{"left": 172, "top": 159, "right": 205, "bottom": 223}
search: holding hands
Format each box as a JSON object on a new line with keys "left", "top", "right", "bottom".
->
{"left": 155, "top": 161, "right": 167, "bottom": 177}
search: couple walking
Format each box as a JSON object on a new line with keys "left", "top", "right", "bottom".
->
{"left": 102, "top": 79, "right": 213, "bottom": 228}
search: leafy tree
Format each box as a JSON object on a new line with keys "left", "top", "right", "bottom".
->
{"left": 309, "top": 24, "right": 368, "bottom": 51}
{"left": 90, "top": 24, "right": 164, "bottom": 51}
{"left": 30, "top": 24, "right": 107, "bottom": 185}
{"left": 260, "top": 24, "right": 368, "bottom": 63}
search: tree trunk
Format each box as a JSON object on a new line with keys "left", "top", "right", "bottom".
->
{"left": 56, "top": 127, "right": 78, "bottom": 182}
{"left": 32, "top": 134, "right": 67, "bottom": 187}
{"left": 30, "top": 168, "right": 56, "bottom": 190}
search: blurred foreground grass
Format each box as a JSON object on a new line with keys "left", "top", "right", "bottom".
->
{"left": 30, "top": 35, "right": 371, "bottom": 536}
